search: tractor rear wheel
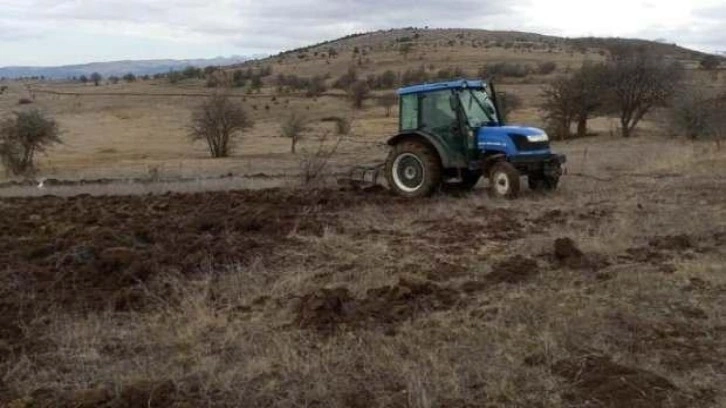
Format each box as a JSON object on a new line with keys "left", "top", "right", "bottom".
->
{"left": 385, "top": 140, "right": 442, "bottom": 197}
{"left": 488, "top": 161, "right": 520, "bottom": 198}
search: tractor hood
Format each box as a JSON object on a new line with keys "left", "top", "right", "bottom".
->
{"left": 477, "top": 125, "right": 551, "bottom": 156}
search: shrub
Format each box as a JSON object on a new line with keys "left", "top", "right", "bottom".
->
{"left": 700, "top": 55, "right": 721, "bottom": 71}
{"left": 18, "top": 98, "right": 33, "bottom": 105}
{"left": 478, "top": 62, "right": 531, "bottom": 78}
{"left": 123, "top": 73, "right": 136, "bottom": 83}
{"left": 669, "top": 88, "right": 726, "bottom": 140}
{"left": 299, "top": 131, "right": 344, "bottom": 186}
{"left": 0, "top": 110, "right": 62, "bottom": 176}
{"left": 333, "top": 67, "right": 358, "bottom": 90}
{"left": 0, "top": 85, "right": 8, "bottom": 94}
{"left": 188, "top": 94, "right": 253, "bottom": 158}
{"left": 537, "top": 62, "right": 557, "bottom": 75}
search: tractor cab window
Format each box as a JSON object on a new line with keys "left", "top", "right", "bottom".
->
{"left": 419, "top": 90, "right": 457, "bottom": 136}
{"left": 400, "top": 94, "right": 419, "bottom": 131}
{"left": 459, "top": 89, "right": 497, "bottom": 128}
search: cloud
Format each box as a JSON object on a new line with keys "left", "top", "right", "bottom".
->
{"left": 0, "top": 0, "right": 723, "bottom": 65}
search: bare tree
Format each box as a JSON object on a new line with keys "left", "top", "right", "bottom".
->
{"left": 571, "top": 62, "right": 609, "bottom": 137}
{"left": 604, "top": 49, "right": 683, "bottom": 138}
{"left": 540, "top": 76, "right": 578, "bottom": 139}
{"left": 377, "top": 92, "right": 397, "bottom": 117}
{"left": 281, "top": 112, "right": 308, "bottom": 154}
{"left": 188, "top": 93, "right": 253, "bottom": 158}
{"left": 348, "top": 80, "right": 370, "bottom": 109}
{"left": 0, "top": 110, "right": 62, "bottom": 176}
{"left": 90, "top": 72, "right": 102, "bottom": 86}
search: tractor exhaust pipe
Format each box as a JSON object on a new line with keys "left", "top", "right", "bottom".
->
{"left": 487, "top": 77, "right": 505, "bottom": 126}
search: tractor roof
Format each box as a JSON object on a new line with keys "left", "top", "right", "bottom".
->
{"left": 397, "top": 79, "right": 486, "bottom": 96}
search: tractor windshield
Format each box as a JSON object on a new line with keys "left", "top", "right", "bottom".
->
{"left": 459, "top": 89, "right": 497, "bottom": 128}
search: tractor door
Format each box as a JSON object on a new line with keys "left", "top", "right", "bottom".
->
{"left": 418, "top": 90, "right": 467, "bottom": 159}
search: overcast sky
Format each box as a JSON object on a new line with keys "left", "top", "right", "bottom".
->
{"left": 1, "top": 0, "right": 724, "bottom": 66}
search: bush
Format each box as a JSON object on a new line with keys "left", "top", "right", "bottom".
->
{"left": 18, "top": 98, "right": 33, "bottom": 105}
{"left": 333, "top": 67, "right": 358, "bottom": 90}
{"left": 123, "top": 73, "right": 136, "bottom": 83}
{"left": 537, "top": 62, "right": 557, "bottom": 75}
{"left": 700, "top": 55, "right": 721, "bottom": 71}
{"left": 669, "top": 88, "right": 726, "bottom": 140}
{"left": 188, "top": 94, "right": 253, "bottom": 158}
{"left": 0, "top": 110, "right": 62, "bottom": 176}
{"left": 478, "top": 62, "right": 531, "bottom": 78}
{"left": 0, "top": 85, "right": 8, "bottom": 94}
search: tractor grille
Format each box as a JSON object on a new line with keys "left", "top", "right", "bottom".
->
{"left": 509, "top": 134, "right": 550, "bottom": 152}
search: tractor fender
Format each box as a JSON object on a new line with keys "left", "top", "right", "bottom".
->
{"left": 386, "top": 131, "right": 462, "bottom": 169}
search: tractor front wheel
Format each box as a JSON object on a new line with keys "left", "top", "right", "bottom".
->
{"left": 488, "top": 161, "right": 520, "bottom": 198}
{"left": 385, "top": 141, "right": 442, "bottom": 197}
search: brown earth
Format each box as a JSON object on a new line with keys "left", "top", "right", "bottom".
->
{"left": 1, "top": 162, "right": 725, "bottom": 406}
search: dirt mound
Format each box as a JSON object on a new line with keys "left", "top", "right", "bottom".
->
{"left": 294, "top": 278, "right": 461, "bottom": 333}
{"left": 552, "top": 355, "right": 687, "bottom": 408}
{"left": 551, "top": 237, "right": 609, "bottom": 271}
{"left": 486, "top": 255, "right": 539, "bottom": 284}
{"left": 622, "top": 233, "right": 700, "bottom": 266}
{"left": 649, "top": 234, "right": 693, "bottom": 250}
{"left": 294, "top": 287, "right": 354, "bottom": 332}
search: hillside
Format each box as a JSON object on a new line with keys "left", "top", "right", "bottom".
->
{"left": 230, "top": 28, "right": 718, "bottom": 82}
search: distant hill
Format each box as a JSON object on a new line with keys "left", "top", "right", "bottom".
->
{"left": 0, "top": 56, "right": 259, "bottom": 79}
{"left": 231, "top": 28, "right": 720, "bottom": 81}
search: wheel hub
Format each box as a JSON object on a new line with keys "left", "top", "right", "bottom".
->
{"left": 494, "top": 172, "right": 510, "bottom": 195}
{"left": 392, "top": 153, "right": 425, "bottom": 193}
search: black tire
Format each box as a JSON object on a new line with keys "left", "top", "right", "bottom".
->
{"left": 528, "top": 175, "right": 559, "bottom": 191}
{"left": 488, "top": 161, "right": 520, "bottom": 198}
{"left": 385, "top": 140, "right": 442, "bottom": 197}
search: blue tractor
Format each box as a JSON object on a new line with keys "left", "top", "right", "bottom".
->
{"left": 369, "top": 79, "right": 566, "bottom": 198}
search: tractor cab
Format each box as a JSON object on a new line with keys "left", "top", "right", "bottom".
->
{"left": 383, "top": 79, "right": 566, "bottom": 197}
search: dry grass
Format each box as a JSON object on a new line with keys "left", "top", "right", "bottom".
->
{"left": 2, "top": 136, "right": 726, "bottom": 407}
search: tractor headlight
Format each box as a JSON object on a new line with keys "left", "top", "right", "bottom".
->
{"left": 526, "top": 133, "right": 549, "bottom": 143}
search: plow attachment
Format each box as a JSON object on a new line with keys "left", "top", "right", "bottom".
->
{"left": 338, "top": 164, "right": 385, "bottom": 190}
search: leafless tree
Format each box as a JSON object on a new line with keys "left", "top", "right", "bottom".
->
{"left": 281, "top": 112, "right": 309, "bottom": 154}
{"left": 188, "top": 93, "right": 253, "bottom": 158}
{"left": 348, "top": 80, "right": 370, "bottom": 109}
{"left": 377, "top": 92, "right": 397, "bottom": 117}
{"left": 540, "top": 76, "right": 578, "bottom": 139}
{"left": 604, "top": 48, "right": 684, "bottom": 138}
